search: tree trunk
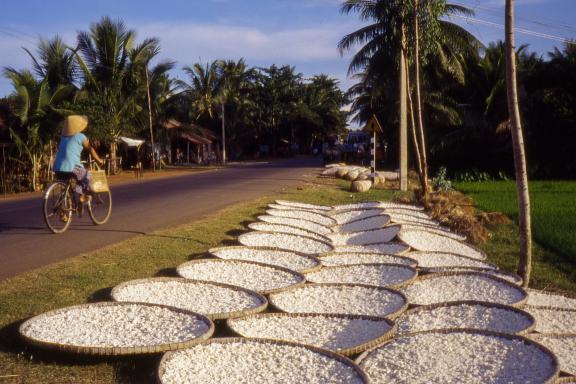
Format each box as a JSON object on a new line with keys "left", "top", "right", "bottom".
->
{"left": 413, "top": 0, "right": 429, "bottom": 197}
{"left": 505, "top": 0, "right": 532, "bottom": 288}
{"left": 399, "top": 24, "right": 408, "bottom": 192}
{"left": 146, "top": 67, "right": 156, "bottom": 171}
{"left": 405, "top": 55, "right": 424, "bottom": 184}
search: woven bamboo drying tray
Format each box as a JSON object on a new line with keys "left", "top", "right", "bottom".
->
{"left": 526, "top": 288, "right": 576, "bottom": 310}
{"left": 208, "top": 245, "right": 323, "bottom": 274}
{"left": 330, "top": 208, "right": 387, "bottom": 221}
{"left": 176, "top": 258, "right": 306, "bottom": 295}
{"left": 110, "top": 277, "right": 268, "bottom": 320}
{"left": 237, "top": 230, "right": 335, "bottom": 255}
{"left": 317, "top": 251, "right": 419, "bottom": 268}
{"left": 527, "top": 333, "right": 576, "bottom": 376}
{"left": 332, "top": 241, "right": 411, "bottom": 255}
{"left": 524, "top": 305, "right": 576, "bottom": 334}
{"left": 158, "top": 337, "right": 369, "bottom": 383}
{"left": 257, "top": 215, "right": 334, "bottom": 235}
{"left": 556, "top": 376, "right": 576, "bottom": 383}
{"left": 266, "top": 208, "right": 338, "bottom": 227}
{"left": 425, "top": 266, "right": 523, "bottom": 285}
{"left": 397, "top": 271, "right": 528, "bottom": 308}
{"left": 396, "top": 300, "right": 536, "bottom": 335}
{"left": 409, "top": 251, "right": 498, "bottom": 271}
{"left": 397, "top": 229, "right": 488, "bottom": 260}
{"left": 274, "top": 199, "right": 333, "bottom": 211}
{"left": 267, "top": 203, "right": 332, "bottom": 215}
{"left": 304, "top": 262, "right": 418, "bottom": 289}
{"left": 356, "top": 328, "right": 560, "bottom": 384}
{"left": 18, "top": 301, "right": 215, "bottom": 356}
{"left": 268, "top": 283, "right": 409, "bottom": 320}
{"left": 226, "top": 312, "right": 397, "bottom": 357}
{"left": 247, "top": 222, "right": 333, "bottom": 243}
{"left": 328, "top": 224, "right": 402, "bottom": 246}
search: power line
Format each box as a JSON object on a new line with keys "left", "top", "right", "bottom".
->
{"left": 452, "top": 0, "right": 576, "bottom": 35}
{"left": 449, "top": 14, "right": 576, "bottom": 46}
{"left": 0, "top": 25, "right": 37, "bottom": 45}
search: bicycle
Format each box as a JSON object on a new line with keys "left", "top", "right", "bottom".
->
{"left": 42, "top": 159, "right": 112, "bottom": 234}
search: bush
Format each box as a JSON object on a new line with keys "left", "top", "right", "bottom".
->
{"left": 432, "top": 166, "right": 452, "bottom": 192}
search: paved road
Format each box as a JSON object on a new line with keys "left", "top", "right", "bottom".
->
{"left": 0, "top": 157, "right": 322, "bottom": 280}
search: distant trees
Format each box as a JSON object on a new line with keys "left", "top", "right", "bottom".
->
{"left": 1, "top": 17, "right": 348, "bottom": 192}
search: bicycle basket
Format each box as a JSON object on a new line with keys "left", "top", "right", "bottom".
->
{"left": 88, "top": 170, "right": 109, "bottom": 193}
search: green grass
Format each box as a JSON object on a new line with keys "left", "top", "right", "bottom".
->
{"left": 454, "top": 181, "right": 576, "bottom": 260}
{"left": 1, "top": 178, "right": 575, "bottom": 383}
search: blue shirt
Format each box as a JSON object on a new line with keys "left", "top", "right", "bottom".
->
{"left": 54, "top": 133, "right": 86, "bottom": 172}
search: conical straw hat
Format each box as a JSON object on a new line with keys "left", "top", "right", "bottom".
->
{"left": 62, "top": 115, "right": 88, "bottom": 137}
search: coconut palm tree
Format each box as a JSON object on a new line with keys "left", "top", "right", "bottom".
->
{"left": 23, "top": 36, "right": 77, "bottom": 92}
{"left": 3, "top": 69, "right": 74, "bottom": 190}
{"left": 505, "top": 0, "right": 532, "bottom": 287}
{"left": 180, "top": 61, "right": 221, "bottom": 123}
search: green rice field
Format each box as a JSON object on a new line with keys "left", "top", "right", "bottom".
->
{"left": 455, "top": 180, "right": 576, "bottom": 262}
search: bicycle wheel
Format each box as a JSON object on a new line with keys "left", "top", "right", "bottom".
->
{"left": 43, "top": 182, "right": 73, "bottom": 234}
{"left": 88, "top": 190, "right": 112, "bottom": 225}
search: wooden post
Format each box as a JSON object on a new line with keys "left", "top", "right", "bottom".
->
{"left": 221, "top": 103, "right": 227, "bottom": 164}
{"left": 145, "top": 67, "right": 156, "bottom": 171}
{"left": 399, "top": 42, "right": 408, "bottom": 191}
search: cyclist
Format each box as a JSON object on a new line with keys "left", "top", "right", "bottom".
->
{"left": 53, "top": 115, "right": 104, "bottom": 209}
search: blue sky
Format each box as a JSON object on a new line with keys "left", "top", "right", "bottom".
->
{"left": 1, "top": 0, "right": 575, "bottom": 100}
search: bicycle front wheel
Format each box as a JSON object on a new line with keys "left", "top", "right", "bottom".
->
{"left": 88, "top": 190, "right": 112, "bottom": 225}
{"left": 43, "top": 182, "right": 73, "bottom": 234}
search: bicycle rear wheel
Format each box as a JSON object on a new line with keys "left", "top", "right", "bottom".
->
{"left": 43, "top": 182, "right": 73, "bottom": 234}
{"left": 88, "top": 190, "right": 112, "bottom": 225}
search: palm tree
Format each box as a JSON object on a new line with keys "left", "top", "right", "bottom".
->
{"left": 505, "top": 0, "right": 532, "bottom": 287}
{"left": 3, "top": 69, "right": 74, "bottom": 190}
{"left": 24, "top": 36, "right": 77, "bottom": 92}
{"left": 180, "top": 61, "right": 221, "bottom": 122}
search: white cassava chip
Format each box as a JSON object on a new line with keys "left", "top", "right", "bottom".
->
{"left": 227, "top": 313, "right": 394, "bottom": 355}
{"left": 304, "top": 263, "right": 417, "bottom": 288}
{"left": 396, "top": 302, "right": 534, "bottom": 335}
{"left": 19, "top": 302, "right": 213, "bottom": 354}
{"left": 336, "top": 215, "right": 391, "bottom": 233}
{"left": 269, "top": 284, "right": 407, "bottom": 318}
{"left": 258, "top": 215, "right": 333, "bottom": 235}
{"left": 524, "top": 306, "right": 576, "bottom": 334}
{"left": 327, "top": 226, "right": 400, "bottom": 246}
{"left": 331, "top": 210, "right": 386, "bottom": 225}
{"left": 266, "top": 208, "right": 336, "bottom": 227}
{"left": 398, "top": 229, "right": 487, "bottom": 260}
{"left": 332, "top": 242, "right": 410, "bottom": 255}
{"left": 526, "top": 289, "right": 576, "bottom": 310}
{"left": 159, "top": 338, "right": 367, "bottom": 384}
{"left": 177, "top": 259, "right": 304, "bottom": 294}
{"left": 399, "top": 273, "right": 527, "bottom": 306}
{"left": 111, "top": 278, "right": 267, "bottom": 320}
{"left": 318, "top": 252, "right": 417, "bottom": 268}
{"left": 209, "top": 246, "right": 320, "bottom": 273}
{"left": 528, "top": 334, "right": 576, "bottom": 376}
{"left": 238, "top": 232, "right": 333, "bottom": 255}
{"left": 406, "top": 251, "right": 496, "bottom": 271}
{"left": 247, "top": 222, "right": 330, "bottom": 243}
{"left": 357, "top": 330, "right": 558, "bottom": 384}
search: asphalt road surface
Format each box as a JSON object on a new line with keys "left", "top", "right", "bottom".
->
{"left": 0, "top": 157, "right": 322, "bottom": 280}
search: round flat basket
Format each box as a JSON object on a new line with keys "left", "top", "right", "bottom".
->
{"left": 318, "top": 252, "right": 418, "bottom": 268}
{"left": 385, "top": 208, "right": 432, "bottom": 220}
{"left": 304, "top": 263, "right": 418, "bottom": 289}
{"left": 266, "top": 208, "right": 336, "bottom": 227}
{"left": 355, "top": 329, "right": 559, "bottom": 384}
{"left": 332, "top": 201, "right": 424, "bottom": 212}
{"left": 331, "top": 209, "right": 386, "bottom": 225}
{"left": 238, "top": 231, "right": 334, "bottom": 255}
{"left": 524, "top": 306, "right": 576, "bottom": 334}
{"left": 275, "top": 200, "right": 332, "bottom": 211}
{"left": 400, "top": 223, "right": 466, "bottom": 241}
{"left": 388, "top": 212, "right": 440, "bottom": 227}
{"left": 327, "top": 225, "right": 401, "bottom": 246}
{"left": 407, "top": 251, "right": 497, "bottom": 271}
{"left": 556, "top": 376, "right": 576, "bottom": 383}
{"left": 19, "top": 301, "right": 214, "bottom": 356}
{"left": 528, "top": 334, "right": 576, "bottom": 376}
{"left": 226, "top": 312, "right": 396, "bottom": 357}
{"left": 395, "top": 300, "right": 535, "bottom": 335}
{"left": 177, "top": 259, "right": 305, "bottom": 295}
{"left": 398, "top": 229, "right": 487, "bottom": 260}
{"left": 209, "top": 246, "right": 322, "bottom": 274}
{"left": 426, "top": 266, "right": 523, "bottom": 286}
{"left": 526, "top": 289, "right": 576, "bottom": 310}
{"left": 332, "top": 241, "right": 410, "bottom": 255}
{"left": 110, "top": 277, "right": 268, "bottom": 320}
{"left": 158, "top": 337, "right": 369, "bottom": 384}
{"left": 267, "top": 203, "right": 331, "bottom": 215}
{"left": 257, "top": 215, "right": 333, "bottom": 235}
{"left": 268, "top": 283, "right": 408, "bottom": 319}
{"left": 335, "top": 215, "right": 392, "bottom": 233}
{"left": 247, "top": 222, "right": 331, "bottom": 243}
{"left": 398, "top": 272, "right": 527, "bottom": 307}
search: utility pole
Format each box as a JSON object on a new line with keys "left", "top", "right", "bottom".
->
{"left": 221, "top": 103, "right": 227, "bottom": 164}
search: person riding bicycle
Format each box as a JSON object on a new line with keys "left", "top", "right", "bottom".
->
{"left": 53, "top": 115, "right": 104, "bottom": 205}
